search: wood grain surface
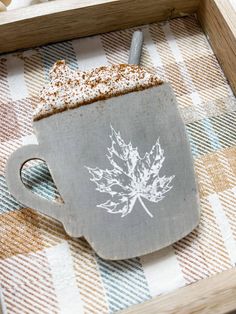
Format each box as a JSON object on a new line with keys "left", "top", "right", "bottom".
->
{"left": 198, "top": 0, "right": 236, "bottom": 95}
{"left": 0, "top": 0, "right": 199, "bottom": 53}
{"left": 120, "top": 267, "right": 236, "bottom": 314}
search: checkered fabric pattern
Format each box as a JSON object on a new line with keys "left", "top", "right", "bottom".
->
{"left": 0, "top": 15, "right": 236, "bottom": 314}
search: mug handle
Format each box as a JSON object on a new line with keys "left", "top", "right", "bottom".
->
{"left": 5, "top": 144, "right": 65, "bottom": 221}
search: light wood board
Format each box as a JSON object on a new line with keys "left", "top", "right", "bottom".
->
{"left": 198, "top": 0, "right": 236, "bottom": 95}
{"left": 0, "top": 0, "right": 199, "bottom": 53}
{"left": 120, "top": 267, "right": 236, "bottom": 314}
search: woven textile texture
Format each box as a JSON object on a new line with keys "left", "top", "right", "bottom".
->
{"left": 1, "top": 15, "right": 236, "bottom": 314}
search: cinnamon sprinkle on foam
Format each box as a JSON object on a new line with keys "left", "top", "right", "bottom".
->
{"left": 34, "top": 60, "right": 163, "bottom": 121}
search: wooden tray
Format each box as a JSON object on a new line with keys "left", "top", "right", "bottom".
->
{"left": 0, "top": 0, "right": 235, "bottom": 96}
{"left": 1, "top": 1, "right": 236, "bottom": 313}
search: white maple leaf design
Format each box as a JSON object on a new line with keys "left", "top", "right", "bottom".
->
{"left": 85, "top": 125, "right": 175, "bottom": 218}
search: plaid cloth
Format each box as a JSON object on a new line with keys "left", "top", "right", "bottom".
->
{"left": 1, "top": 15, "right": 236, "bottom": 314}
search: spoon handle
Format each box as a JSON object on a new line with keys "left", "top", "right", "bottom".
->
{"left": 128, "top": 30, "right": 144, "bottom": 65}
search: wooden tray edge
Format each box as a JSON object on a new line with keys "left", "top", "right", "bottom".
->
{"left": 0, "top": 0, "right": 199, "bottom": 53}
{"left": 120, "top": 267, "right": 236, "bottom": 314}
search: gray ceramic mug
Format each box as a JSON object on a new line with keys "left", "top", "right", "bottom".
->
{"left": 6, "top": 83, "right": 200, "bottom": 260}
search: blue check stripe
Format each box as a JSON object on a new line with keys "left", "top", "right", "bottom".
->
{"left": 202, "top": 118, "right": 221, "bottom": 151}
{"left": 186, "top": 111, "right": 236, "bottom": 158}
{"left": 21, "top": 162, "right": 60, "bottom": 202}
{"left": 96, "top": 257, "right": 150, "bottom": 313}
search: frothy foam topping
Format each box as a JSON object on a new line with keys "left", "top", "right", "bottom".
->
{"left": 34, "top": 60, "right": 163, "bottom": 121}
